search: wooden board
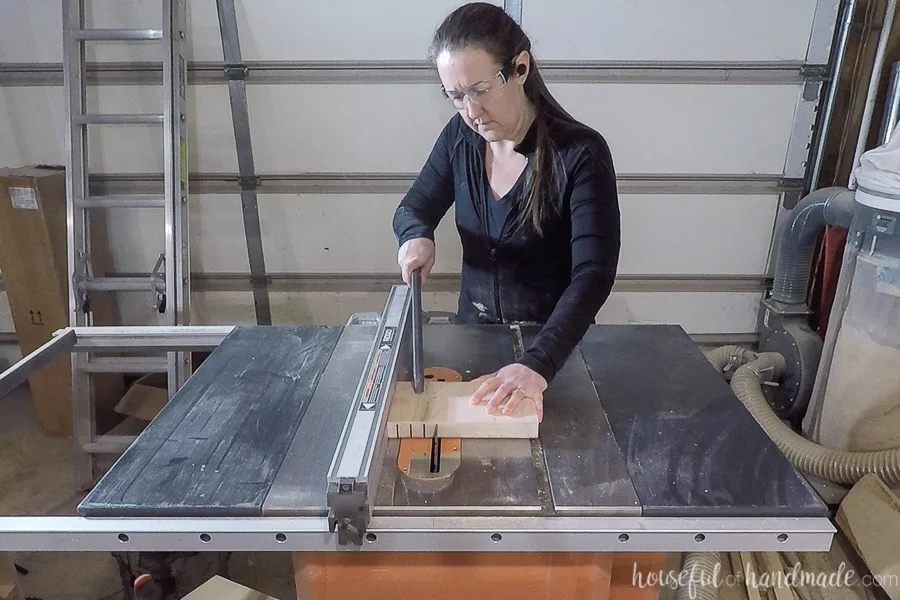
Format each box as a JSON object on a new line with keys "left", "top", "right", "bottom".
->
{"left": 835, "top": 474, "right": 900, "bottom": 600}
{"left": 183, "top": 575, "right": 278, "bottom": 600}
{"left": 387, "top": 379, "right": 539, "bottom": 439}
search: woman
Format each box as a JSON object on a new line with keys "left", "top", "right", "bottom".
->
{"left": 392, "top": 2, "right": 620, "bottom": 423}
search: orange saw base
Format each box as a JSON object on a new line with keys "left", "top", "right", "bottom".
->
{"left": 292, "top": 551, "right": 668, "bottom": 600}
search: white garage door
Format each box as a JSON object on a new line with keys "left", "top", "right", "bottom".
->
{"left": 0, "top": 0, "right": 841, "bottom": 345}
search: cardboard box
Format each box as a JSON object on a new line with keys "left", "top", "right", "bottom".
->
{"left": 115, "top": 372, "right": 169, "bottom": 421}
{"left": 0, "top": 166, "right": 124, "bottom": 436}
{"left": 183, "top": 576, "right": 280, "bottom": 600}
{"left": 0, "top": 552, "right": 22, "bottom": 600}
{"left": 114, "top": 352, "right": 215, "bottom": 423}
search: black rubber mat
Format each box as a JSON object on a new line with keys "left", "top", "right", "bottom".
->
{"left": 78, "top": 325, "right": 342, "bottom": 517}
{"left": 569, "top": 324, "right": 828, "bottom": 518}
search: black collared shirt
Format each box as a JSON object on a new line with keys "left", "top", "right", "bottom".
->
{"left": 392, "top": 112, "right": 620, "bottom": 383}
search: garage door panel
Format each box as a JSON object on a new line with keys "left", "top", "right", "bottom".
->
{"left": 182, "top": 290, "right": 462, "bottom": 327}
{"left": 74, "top": 84, "right": 448, "bottom": 174}
{"left": 5, "top": 284, "right": 759, "bottom": 336}
{"left": 249, "top": 193, "right": 777, "bottom": 276}
{"left": 102, "top": 207, "right": 169, "bottom": 275}
{"left": 253, "top": 195, "right": 461, "bottom": 275}
{"left": 0, "top": 1, "right": 829, "bottom": 65}
{"left": 0, "top": 0, "right": 165, "bottom": 64}
{"left": 553, "top": 84, "right": 799, "bottom": 175}
{"left": 103, "top": 193, "right": 776, "bottom": 277}
{"left": 235, "top": 83, "right": 798, "bottom": 175}
{"left": 112, "top": 290, "right": 460, "bottom": 327}
{"left": 187, "top": 0, "right": 502, "bottom": 62}
{"left": 0, "top": 86, "right": 185, "bottom": 173}
{"left": 0, "top": 2, "right": 65, "bottom": 63}
{"left": 1, "top": 83, "right": 801, "bottom": 176}
{"left": 234, "top": 84, "right": 449, "bottom": 174}
{"left": 1, "top": 1, "right": 498, "bottom": 64}
{"left": 596, "top": 291, "right": 762, "bottom": 334}
{"left": 524, "top": 0, "right": 820, "bottom": 62}
{"left": 104, "top": 194, "right": 456, "bottom": 275}
{"left": 0, "top": 87, "right": 65, "bottom": 167}
{"left": 177, "top": 290, "right": 763, "bottom": 335}
{"left": 619, "top": 194, "right": 778, "bottom": 275}
{"left": 215, "top": 84, "right": 795, "bottom": 175}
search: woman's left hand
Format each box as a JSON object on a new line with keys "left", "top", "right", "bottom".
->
{"left": 469, "top": 363, "right": 547, "bottom": 422}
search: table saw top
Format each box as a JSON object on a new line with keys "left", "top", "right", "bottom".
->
{"left": 77, "top": 321, "right": 827, "bottom": 521}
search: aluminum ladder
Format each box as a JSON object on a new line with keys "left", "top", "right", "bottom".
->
{"left": 62, "top": 0, "right": 190, "bottom": 486}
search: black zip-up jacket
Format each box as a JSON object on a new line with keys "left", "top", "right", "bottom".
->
{"left": 392, "top": 112, "right": 620, "bottom": 383}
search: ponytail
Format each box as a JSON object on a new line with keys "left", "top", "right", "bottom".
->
{"left": 516, "top": 60, "right": 578, "bottom": 236}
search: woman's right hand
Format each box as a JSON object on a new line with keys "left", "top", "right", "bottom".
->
{"left": 397, "top": 237, "right": 436, "bottom": 284}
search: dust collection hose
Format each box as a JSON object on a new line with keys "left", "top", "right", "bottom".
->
{"left": 725, "top": 351, "right": 900, "bottom": 487}
{"left": 674, "top": 346, "right": 900, "bottom": 598}
{"left": 704, "top": 345, "right": 759, "bottom": 379}
{"left": 674, "top": 552, "right": 721, "bottom": 600}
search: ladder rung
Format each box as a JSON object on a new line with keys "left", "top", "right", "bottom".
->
{"left": 76, "top": 195, "right": 166, "bottom": 209}
{"left": 81, "top": 277, "right": 163, "bottom": 292}
{"left": 73, "top": 28, "right": 163, "bottom": 41}
{"left": 80, "top": 356, "right": 169, "bottom": 373}
{"left": 75, "top": 114, "right": 163, "bottom": 125}
{"left": 83, "top": 435, "right": 137, "bottom": 454}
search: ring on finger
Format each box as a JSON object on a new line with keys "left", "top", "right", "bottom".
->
{"left": 512, "top": 387, "right": 530, "bottom": 402}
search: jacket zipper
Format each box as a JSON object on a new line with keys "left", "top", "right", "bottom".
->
{"left": 477, "top": 149, "right": 503, "bottom": 323}
{"left": 490, "top": 245, "right": 503, "bottom": 322}
{"left": 481, "top": 148, "right": 522, "bottom": 324}
{"left": 492, "top": 199, "right": 521, "bottom": 323}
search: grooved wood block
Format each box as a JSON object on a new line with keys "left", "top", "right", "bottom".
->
{"left": 387, "top": 379, "right": 539, "bottom": 439}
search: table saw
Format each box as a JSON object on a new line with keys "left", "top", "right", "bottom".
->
{"left": 0, "top": 284, "right": 833, "bottom": 553}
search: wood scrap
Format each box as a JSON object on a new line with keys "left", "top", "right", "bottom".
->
{"left": 387, "top": 380, "right": 539, "bottom": 439}
{"left": 729, "top": 553, "right": 745, "bottom": 585}
{"left": 835, "top": 473, "right": 900, "bottom": 600}
{"left": 740, "top": 552, "right": 764, "bottom": 600}
{"left": 761, "top": 552, "right": 793, "bottom": 600}
{"left": 791, "top": 549, "right": 876, "bottom": 600}
{"left": 777, "top": 552, "right": 811, "bottom": 600}
{"left": 0, "top": 554, "right": 21, "bottom": 600}
{"left": 721, "top": 546, "right": 885, "bottom": 600}
{"left": 719, "top": 553, "right": 749, "bottom": 600}
{"left": 0, "top": 585, "right": 20, "bottom": 600}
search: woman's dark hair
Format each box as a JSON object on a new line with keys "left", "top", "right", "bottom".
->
{"left": 428, "top": 2, "right": 578, "bottom": 236}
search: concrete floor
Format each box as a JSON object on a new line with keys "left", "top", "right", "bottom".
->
{"left": 1, "top": 385, "right": 297, "bottom": 600}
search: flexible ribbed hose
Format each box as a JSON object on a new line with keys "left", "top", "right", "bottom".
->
{"left": 772, "top": 243, "right": 818, "bottom": 305}
{"left": 675, "top": 553, "right": 721, "bottom": 600}
{"left": 729, "top": 352, "right": 900, "bottom": 486}
{"left": 705, "top": 346, "right": 758, "bottom": 379}
{"left": 770, "top": 187, "right": 855, "bottom": 305}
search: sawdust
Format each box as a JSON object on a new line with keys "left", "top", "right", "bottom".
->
{"left": 818, "top": 323, "right": 900, "bottom": 452}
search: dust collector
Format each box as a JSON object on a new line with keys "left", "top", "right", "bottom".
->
{"left": 802, "top": 128, "right": 900, "bottom": 453}
{"left": 708, "top": 125, "right": 900, "bottom": 489}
